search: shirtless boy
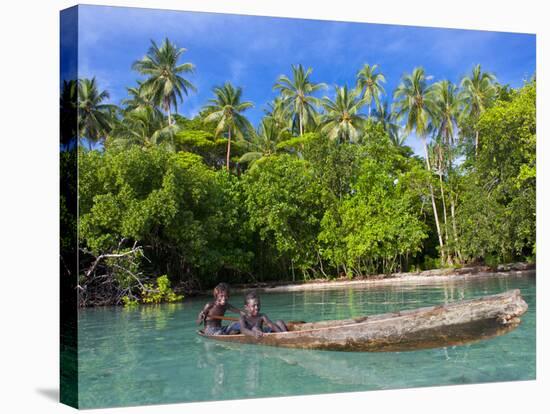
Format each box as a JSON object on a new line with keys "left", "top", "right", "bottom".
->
{"left": 197, "top": 283, "right": 242, "bottom": 335}
{"left": 239, "top": 291, "right": 288, "bottom": 338}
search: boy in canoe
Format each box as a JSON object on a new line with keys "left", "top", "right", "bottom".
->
{"left": 239, "top": 291, "right": 288, "bottom": 338}
{"left": 196, "top": 283, "right": 242, "bottom": 335}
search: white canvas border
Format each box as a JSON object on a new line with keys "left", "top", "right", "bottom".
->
{"left": 0, "top": 0, "right": 546, "bottom": 413}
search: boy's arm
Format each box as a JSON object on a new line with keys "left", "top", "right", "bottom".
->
{"left": 262, "top": 315, "right": 282, "bottom": 332}
{"left": 196, "top": 302, "right": 213, "bottom": 325}
{"left": 227, "top": 303, "right": 244, "bottom": 316}
{"left": 239, "top": 315, "right": 263, "bottom": 338}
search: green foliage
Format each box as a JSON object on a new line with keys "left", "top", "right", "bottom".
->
{"left": 122, "top": 296, "right": 139, "bottom": 308}
{"left": 302, "top": 132, "right": 363, "bottom": 201}
{"left": 243, "top": 155, "right": 325, "bottom": 273}
{"left": 60, "top": 79, "right": 78, "bottom": 147}
{"left": 141, "top": 275, "right": 184, "bottom": 304}
{"left": 174, "top": 114, "right": 216, "bottom": 133}
{"left": 320, "top": 85, "right": 367, "bottom": 143}
{"left": 79, "top": 145, "right": 253, "bottom": 286}
{"left": 108, "top": 106, "right": 178, "bottom": 150}
{"left": 105, "top": 249, "right": 144, "bottom": 289}
{"left": 60, "top": 151, "right": 77, "bottom": 255}
{"left": 78, "top": 78, "right": 117, "bottom": 148}
{"left": 421, "top": 256, "right": 442, "bottom": 271}
{"left": 318, "top": 129, "right": 429, "bottom": 275}
{"left": 174, "top": 126, "right": 247, "bottom": 162}
{"left": 477, "top": 81, "right": 536, "bottom": 191}
{"left": 175, "top": 130, "right": 216, "bottom": 150}
{"left": 275, "top": 133, "right": 316, "bottom": 152}
{"left": 456, "top": 80, "right": 536, "bottom": 263}
{"left": 174, "top": 129, "right": 229, "bottom": 166}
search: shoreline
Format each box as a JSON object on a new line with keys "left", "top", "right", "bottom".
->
{"left": 224, "top": 263, "right": 536, "bottom": 295}
{"left": 81, "top": 263, "right": 536, "bottom": 305}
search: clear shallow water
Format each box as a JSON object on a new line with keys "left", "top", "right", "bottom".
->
{"left": 77, "top": 275, "right": 536, "bottom": 408}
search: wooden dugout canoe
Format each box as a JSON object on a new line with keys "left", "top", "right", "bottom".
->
{"left": 197, "top": 289, "right": 528, "bottom": 352}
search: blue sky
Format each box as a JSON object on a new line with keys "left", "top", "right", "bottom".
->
{"left": 63, "top": 4, "right": 536, "bottom": 154}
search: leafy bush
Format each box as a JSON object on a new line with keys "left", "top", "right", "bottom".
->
{"left": 141, "top": 275, "right": 184, "bottom": 304}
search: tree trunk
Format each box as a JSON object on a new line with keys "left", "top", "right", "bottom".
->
{"left": 299, "top": 113, "right": 303, "bottom": 136}
{"left": 226, "top": 128, "right": 232, "bottom": 172}
{"left": 446, "top": 142, "right": 463, "bottom": 263}
{"left": 437, "top": 149, "right": 449, "bottom": 244}
{"left": 165, "top": 98, "right": 172, "bottom": 126}
{"left": 450, "top": 194, "right": 463, "bottom": 262}
{"left": 438, "top": 172, "right": 452, "bottom": 265}
{"left": 422, "top": 137, "right": 445, "bottom": 264}
{"left": 475, "top": 129, "right": 479, "bottom": 157}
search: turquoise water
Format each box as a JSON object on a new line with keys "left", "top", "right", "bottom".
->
{"left": 77, "top": 274, "right": 536, "bottom": 408}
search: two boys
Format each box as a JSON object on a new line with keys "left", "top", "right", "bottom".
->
{"left": 197, "top": 283, "right": 287, "bottom": 336}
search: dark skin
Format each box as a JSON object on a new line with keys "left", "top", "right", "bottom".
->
{"left": 239, "top": 298, "right": 287, "bottom": 338}
{"left": 196, "top": 291, "right": 242, "bottom": 329}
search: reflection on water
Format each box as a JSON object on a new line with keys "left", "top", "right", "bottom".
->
{"left": 197, "top": 341, "right": 265, "bottom": 399}
{"left": 77, "top": 274, "right": 536, "bottom": 408}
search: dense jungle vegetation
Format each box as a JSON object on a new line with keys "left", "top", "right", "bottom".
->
{"left": 60, "top": 39, "right": 536, "bottom": 306}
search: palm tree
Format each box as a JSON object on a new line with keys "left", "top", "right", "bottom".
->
{"left": 273, "top": 64, "right": 327, "bottom": 136}
{"left": 239, "top": 117, "right": 282, "bottom": 165}
{"left": 110, "top": 107, "right": 179, "bottom": 150}
{"left": 372, "top": 100, "right": 400, "bottom": 145}
{"left": 356, "top": 63, "right": 386, "bottom": 117}
{"left": 389, "top": 130, "right": 409, "bottom": 149}
{"left": 264, "top": 96, "right": 292, "bottom": 136}
{"left": 434, "top": 80, "right": 464, "bottom": 260}
{"left": 432, "top": 80, "right": 465, "bottom": 262}
{"left": 60, "top": 79, "right": 78, "bottom": 148}
{"left": 393, "top": 67, "right": 437, "bottom": 138}
{"left": 203, "top": 82, "right": 254, "bottom": 171}
{"left": 122, "top": 81, "right": 163, "bottom": 118}
{"left": 320, "top": 85, "right": 367, "bottom": 143}
{"left": 132, "top": 38, "right": 196, "bottom": 126}
{"left": 427, "top": 136, "right": 452, "bottom": 255}
{"left": 77, "top": 78, "right": 116, "bottom": 149}
{"left": 433, "top": 80, "right": 463, "bottom": 146}
{"left": 393, "top": 67, "right": 446, "bottom": 263}
{"left": 459, "top": 64, "right": 497, "bottom": 156}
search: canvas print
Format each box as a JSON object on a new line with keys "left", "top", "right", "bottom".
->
{"left": 60, "top": 4, "right": 536, "bottom": 409}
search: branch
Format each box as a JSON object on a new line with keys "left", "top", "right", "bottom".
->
{"left": 82, "top": 244, "right": 144, "bottom": 279}
{"left": 111, "top": 263, "right": 147, "bottom": 290}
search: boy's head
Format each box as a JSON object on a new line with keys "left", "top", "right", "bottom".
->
{"left": 244, "top": 291, "right": 261, "bottom": 316}
{"left": 213, "top": 283, "right": 229, "bottom": 305}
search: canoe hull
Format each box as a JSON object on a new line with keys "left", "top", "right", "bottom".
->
{"left": 197, "top": 289, "right": 528, "bottom": 352}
